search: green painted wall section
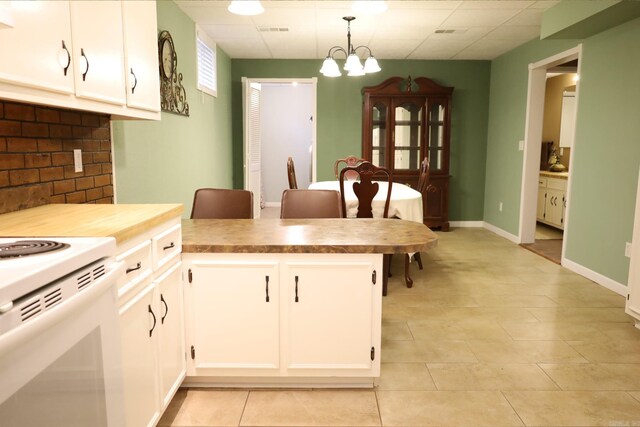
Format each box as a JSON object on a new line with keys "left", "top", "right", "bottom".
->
{"left": 484, "top": 17, "right": 640, "bottom": 284}
{"left": 112, "top": 1, "right": 233, "bottom": 218}
{"left": 231, "top": 60, "right": 491, "bottom": 221}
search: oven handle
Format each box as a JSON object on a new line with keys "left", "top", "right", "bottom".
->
{"left": 0, "top": 260, "right": 124, "bottom": 354}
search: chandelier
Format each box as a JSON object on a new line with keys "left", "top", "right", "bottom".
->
{"left": 320, "top": 16, "right": 381, "bottom": 77}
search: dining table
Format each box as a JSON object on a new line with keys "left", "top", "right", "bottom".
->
{"left": 308, "top": 180, "right": 423, "bottom": 223}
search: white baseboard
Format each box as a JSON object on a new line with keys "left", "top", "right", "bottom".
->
{"left": 449, "top": 221, "right": 484, "bottom": 228}
{"left": 483, "top": 222, "right": 520, "bottom": 243}
{"left": 561, "top": 257, "right": 628, "bottom": 296}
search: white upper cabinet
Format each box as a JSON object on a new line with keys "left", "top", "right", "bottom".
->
{"left": 559, "top": 91, "right": 576, "bottom": 148}
{"left": 0, "top": 1, "right": 74, "bottom": 94}
{"left": 70, "top": 1, "right": 126, "bottom": 105}
{"left": 122, "top": 0, "right": 161, "bottom": 112}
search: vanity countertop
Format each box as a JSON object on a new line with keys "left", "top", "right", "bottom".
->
{"left": 540, "top": 171, "right": 569, "bottom": 179}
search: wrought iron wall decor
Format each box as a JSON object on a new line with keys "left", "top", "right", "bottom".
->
{"left": 158, "top": 30, "right": 189, "bottom": 116}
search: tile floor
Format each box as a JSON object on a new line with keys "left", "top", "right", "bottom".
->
{"left": 159, "top": 227, "right": 640, "bottom": 427}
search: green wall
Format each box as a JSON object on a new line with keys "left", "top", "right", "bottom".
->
{"left": 231, "top": 60, "right": 491, "bottom": 222}
{"left": 112, "top": 1, "right": 233, "bottom": 217}
{"left": 484, "top": 17, "right": 640, "bottom": 284}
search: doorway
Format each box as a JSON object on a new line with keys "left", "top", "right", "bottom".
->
{"left": 518, "top": 45, "right": 582, "bottom": 266}
{"left": 242, "top": 78, "right": 317, "bottom": 218}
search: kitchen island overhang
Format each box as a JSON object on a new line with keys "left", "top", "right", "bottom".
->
{"left": 181, "top": 218, "right": 437, "bottom": 388}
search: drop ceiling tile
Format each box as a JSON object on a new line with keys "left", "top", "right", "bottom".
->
{"left": 176, "top": 4, "right": 247, "bottom": 25}
{"left": 372, "top": 25, "right": 438, "bottom": 40}
{"left": 381, "top": 9, "right": 454, "bottom": 27}
{"left": 428, "top": 26, "right": 494, "bottom": 40}
{"left": 200, "top": 24, "right": 262, "bottom": 40}
{"left": 410, "top": 38, "right": 474, "bottom": 57}
{"left": 268, "top": 47, "right": 319, "bottom": 59}
{"left": 215, "top": 41, "right": 273, "bottom": 59}
{"left": 441, "top": 9, "right": 521, "bottom": 27}
{"left": 367, "top": 46, "right": 418, "bottom": 59}
{"left": 529, "top": 1, "right": 561, "bottom": 9}
{"left": 457, "top": 1, "right": 534, "bottom": 9}
{"left": 387, "top": 1, "right": 462, "bottom": 10}
{"left": 368, "top": 38, "right": 423, "bottom": 51}
{"left": 484, "top": 25, "right": 540, "bottom": 41}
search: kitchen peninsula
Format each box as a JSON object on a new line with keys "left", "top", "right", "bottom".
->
{"left": 181, "top": 218, "right": 437, "bottom": 388}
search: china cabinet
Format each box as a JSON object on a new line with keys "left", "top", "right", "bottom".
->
{"left": 362, "top": 76, "right": 453, "bottom": 230}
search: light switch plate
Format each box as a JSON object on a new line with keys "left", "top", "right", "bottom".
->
{"left": 518, "top": 140, "right": 524, "bottom": 151}
{"left": 73, "top": 149, "right": 83, "bottom": 173}
{"left": 626, "top": 242, "right": 632, "bottom": 258}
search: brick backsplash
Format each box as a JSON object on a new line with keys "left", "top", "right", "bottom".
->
{"left": 0, "top": 101, "right": 113, "bottom": 214}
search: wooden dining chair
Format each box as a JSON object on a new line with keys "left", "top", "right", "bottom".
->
{"left": 334, "top": 155, "right": 366, "bottom": 180}
{"left": 280, "top": 189, "right": 342, "bottom": 219}
{"left": 190, "top": 188, "right": 253, "bottom": 219}
{"left": 339, "top": 161, "right": 393, "bottom": 296}
{"left": 287, "top": 157, "right": 298, "bottom": 189}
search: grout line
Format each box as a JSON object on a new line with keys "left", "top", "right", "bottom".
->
{"left": 237, "top": 389, "right": 251, "bottom": 427}
{"left": 373, "top": 388, "right": 383, "bottom": 427}
{"left": 536, "top": 362, "right": 563, "bottom": 391}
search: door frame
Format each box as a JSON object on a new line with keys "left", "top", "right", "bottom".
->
{"left": 518, "top": 45, "right": 582, "bottom": 265}
{"left": 242, "top": 77, "right": 318, "bottom": 198}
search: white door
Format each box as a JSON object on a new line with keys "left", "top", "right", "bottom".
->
{"left": 626, "top": 168, "right": 640, "bottom": 326}
{"left": 243, "top": 78, "right": 261, "bottom": 218}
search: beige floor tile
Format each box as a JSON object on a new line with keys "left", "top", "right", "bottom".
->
{"left": 540, "top": 363, "right": 640, "bottom": 390}
{"left": 529, "top": 307, "right": 634, "bottom": 323}
{"left": 548, "top": 293, "right": 625, "bottom": 308}
{"left": 567, "top": 340, "right": 640, "bottom": 363}
{"left": 381, "top": 320, "right": 413, "bottom": 341}
{"left": 504, "top": 391, "right": 640, "bottom": 426}
{"left": 473, "top": 294, "right": 559, "bottom": 307}
{"left": 499, "top": 321, "right": 610, "bottom": 341}
{"left": 376, "top": 363, "right": 436, "bottom": 390}
{"left": 408, "top": 319, "right": 513, "bottom": 341}
{"left": 381, "top": 339, "right": 478, "bottom": 363}
{"left": 428, "top": 363, "right": 559, "bottom": 391}
{"left": 376, "top": 390, "right": 524, "bottom": 426}
{"left": 158, "top": 389, "right": 248, "bottom": 427}
{"left": 594, "top": 322, "right": 640, "bottom": 341}
{"left": 388, "top": 293, "right": 480, "bottom": 307}
{"left": 631, "top": 391, "right": 640, "bottom": 403}
{"left": 239, "top": 390, "right": 380, "bottom": 426}
{"left": 467, "top": 339, "right": 588, "bottom": 363}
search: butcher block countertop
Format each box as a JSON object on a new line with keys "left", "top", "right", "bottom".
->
{"left": 0, "top": 204, "right": 183, "bottom": 243}
{"left": 182, "top": 218, "right": 438, "bottom": 254}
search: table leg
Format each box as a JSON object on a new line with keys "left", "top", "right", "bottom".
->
{"left": 404, "top": 253, "right": 413, "bottom": 288}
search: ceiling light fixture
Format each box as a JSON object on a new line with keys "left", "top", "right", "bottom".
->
{"left": 320, "top": 16, "right": 381, "bottom": 78}
{"left": 227, "top": 0, "right": 264, "bottom": 16}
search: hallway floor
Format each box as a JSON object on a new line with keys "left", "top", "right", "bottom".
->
{"left": 159, "top": 227, "right": 640, "bottom": 427}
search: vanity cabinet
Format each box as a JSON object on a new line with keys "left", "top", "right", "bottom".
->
{"left": 117, "top": 219, "right": 184, "bottom": 427}
{"left": 362, "top": 76, "right": 453, "bottom": 230}
{"left": 182, "top": 253, "right": 382, "bottom": 383}
{"left": 536, "top": 176, "right": 567, "bottom": 230}
{"left": 0, "top": 0, "right": 159, "bottom": 120}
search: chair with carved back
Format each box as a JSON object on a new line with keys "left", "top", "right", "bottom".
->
{"left": 334, "top": 155, "right": 366, "bottom": 180}
{"left": 339, "top": 161, "right": 393, "bottom": 295}
{"left": 190, "top": 188, "right": 253, "bottom": 219}
{"left": 287, "top": 157, "right": 298, "bottom": 189}
{"left": 280, "top": 189, "right": 342, "bottom": 219}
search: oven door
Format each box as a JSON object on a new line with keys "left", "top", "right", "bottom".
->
{"left": 0, "top": 261, "right": 125, "bottom": 427}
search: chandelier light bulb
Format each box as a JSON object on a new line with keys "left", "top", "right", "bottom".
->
{"left": 345, "top": 53, "right": 362, "bottom": 72}
{"left": 363, "top": 56, "right": 381, "bottom": 73}
{"left": 320, "top": 58, "right": 341, "bottom": 77}
{"left": 227, "top": 0, "right": 264, "bottom": 16}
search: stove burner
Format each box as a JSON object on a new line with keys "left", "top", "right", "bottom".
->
{"left": 0, "top": 240, "right": 70, "bottom": 259}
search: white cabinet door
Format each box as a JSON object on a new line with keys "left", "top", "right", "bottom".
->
{"left": 122, "top": 0, "right": 160, "bottom": 112}
{"left": 187, "top": 259, "right": 280, "bottom": 375}
{"left": 545, "top": 189, "right": 564, "bottom": 229}
{"left": 537, "top": 188, "right": 547, "bottom": 222}
{"left": 283, "top": 260, "right": 378, "bottom": 376}
{"left": 119, "top": 281, "right": 161, "bottom": 427}
{"left": 69, "top": 0, "right": 125, "bottom": 105}
{"left": 156, "top": 262, "right": 186, "bottom": 408}
{"left": 0, "top": 1, "right": 74, "bottom": 94}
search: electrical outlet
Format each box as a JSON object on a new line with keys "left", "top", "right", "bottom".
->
{"left": 73, "top": 149, "right": 82, "bottom": 173}
{"left": 625, "top": 242, "right": 632, "bottom": 258}
{"left": 499, "top": 202, "right": 503, "bottom": 212}
{"left": 518, "top": 140, "right": 524, "bottom": 151}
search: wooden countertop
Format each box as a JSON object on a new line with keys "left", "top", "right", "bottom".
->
{"left": 0, "top": 204, "right": 183, "bottom": 243}
{"left": 182, "top": 218, "right": 438, "bottom": 254}
{"left": 539, "top": 171, "right": 568, "bottom": 179}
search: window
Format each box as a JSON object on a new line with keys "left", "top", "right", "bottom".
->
{"left": 196, "top": 26, "right": 217, "bottom": 97}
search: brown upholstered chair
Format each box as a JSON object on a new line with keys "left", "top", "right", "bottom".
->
{"left": 334, "top": 155, "right": 366, "bottom": 180}
{"left": 287, "top": 157, "right": 298, "bottom": 189}
{"left": 190, "top": 188, "right": 253, "bottom": 219}
{"left": 339, "top": 161, "right": 393, "bottom": 295}
{"left": 280, "top": 189, "right": 342, "bottom": 219}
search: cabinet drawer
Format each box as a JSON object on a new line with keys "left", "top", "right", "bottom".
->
{"left": 152, "top": 224, "right": 182, "bottom": 271}
{"left": 538, "top": 177, "right": 547, "bottom": 187}
{"left": 547, "top": 178, "right": 567, "bottom": 191}
{"left": 117, "top": 239, "right": 152, "bottom": 293}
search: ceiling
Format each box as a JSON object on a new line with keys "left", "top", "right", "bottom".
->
{"left": 175, "top": 0, "right": 560, "bottom": 61}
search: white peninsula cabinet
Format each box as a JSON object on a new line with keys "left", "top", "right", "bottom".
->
{"left": 117, "top": 218, "right": 185, "bottom": 427}
{"left": 0, "top": 0, "right": 159, "bottom": 120}
{"left": 537, "top": 174, "right": 568, "bottom": 230}
{"left": 182, "top": 253, "right": 382, "bottom": 385}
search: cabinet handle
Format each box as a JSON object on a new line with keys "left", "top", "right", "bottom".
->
{"left": 160, "top": 294, "right": 168, "bottom": 324}
{"left": 294, "top": 275, "right": 299, "bottom": 303}
{"left": 265, "top": 276, "right": 270, "bottom": 302}
{"left": 126, "top": 262, "right": 141, "bottom": 274}
{"left": 130, "top": 68, "right": 137, "bottom": 94}
{"left": 163, "top": 242, "right": 175, "bottom": 251}
{"left": 148, "top": 304, "right": 156, "bottom": 337}
{"left": 59, "top": 40, "right": 71, "bottom": 76}
{"left": 80, "top": 48, "right": 89, "bottom": 81}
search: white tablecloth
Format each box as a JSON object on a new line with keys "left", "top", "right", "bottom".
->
{"left": 308, "top": 181, "right": 423, "bottom": 223}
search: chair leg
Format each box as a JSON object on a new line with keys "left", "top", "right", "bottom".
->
{"left": 404, "top": 253, "right": 413, "bottom": 288}
{"left": 387, "top": 253, "right": 393, "bottom": 277}
{"left": 382, "top": 254, "right": 389, "bottom": 296}
{"left": 415, "top": 252, "right": 423, "bottom": 270}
